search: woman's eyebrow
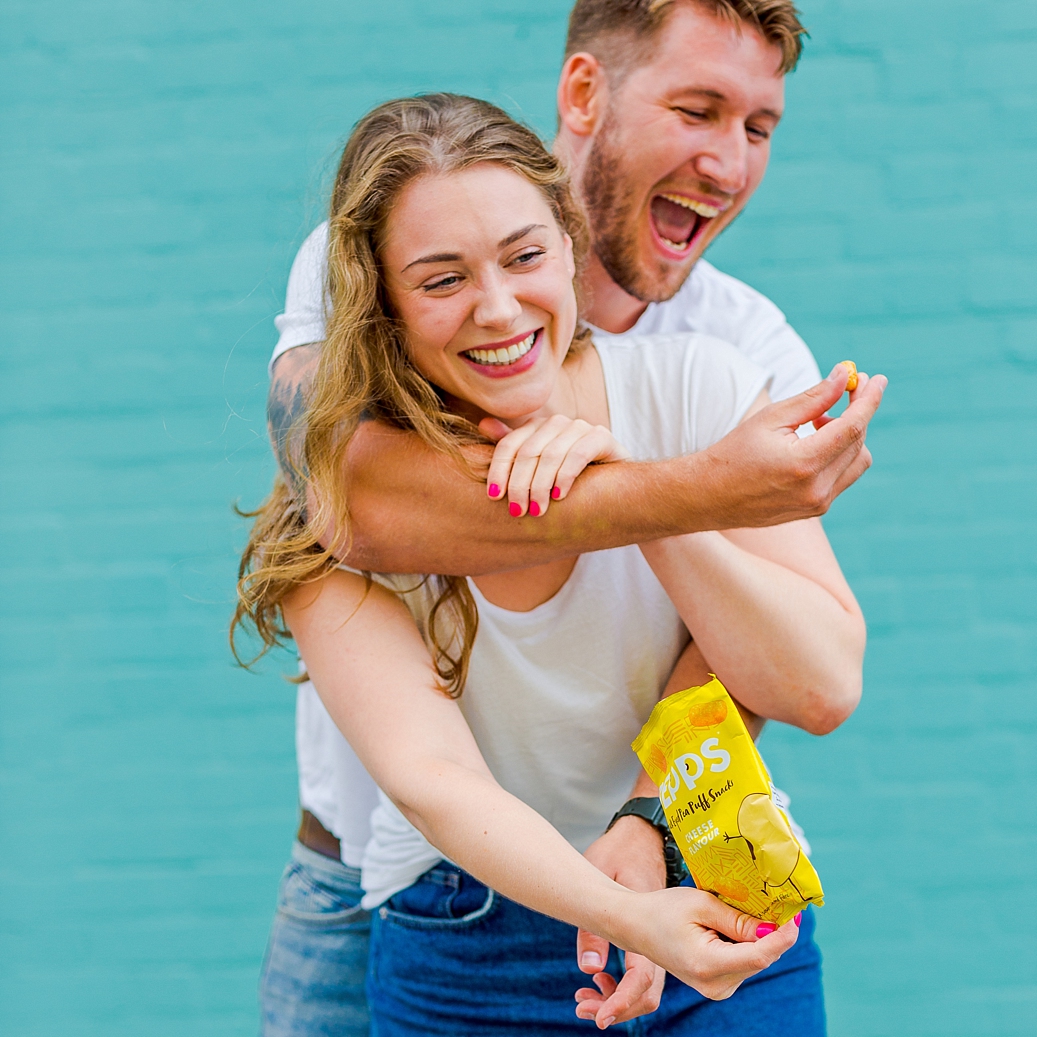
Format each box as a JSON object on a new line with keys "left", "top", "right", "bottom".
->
{"left": 401, "top": 224, "right": 548, "bottom": 273}
{"left": 402, "top": 251, "right": 462, "bottom": 272}
{"left": 498, "top": 223, "right": 546, "bottom": 248}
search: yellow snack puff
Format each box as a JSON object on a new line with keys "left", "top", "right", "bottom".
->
{"left": 839, "top": 360, "right": 859, "bottom": 391}
{"left": 632, "top": 676, "right": 824, "bottom": 926}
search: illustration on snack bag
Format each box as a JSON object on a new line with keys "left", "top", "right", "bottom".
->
{"left": 632, "top": 676, "right": 824, "bottom": 925}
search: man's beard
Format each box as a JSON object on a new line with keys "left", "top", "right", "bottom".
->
{"left": 581, "top": 117, "right": 689, "bottom": 305}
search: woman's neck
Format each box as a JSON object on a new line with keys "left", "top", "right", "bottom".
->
{"left": 470, "top": 341, "right": 611, "bottom": 613}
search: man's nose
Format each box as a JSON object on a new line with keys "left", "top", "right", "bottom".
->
{"left": 693, "top": 122, "right": 750, "bottom": 196}
{"left": 473, "top": 273, "right": 523, "bottom": 329}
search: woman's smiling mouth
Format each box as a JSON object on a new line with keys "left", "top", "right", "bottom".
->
{"left": 463, "top": 329, "right": 540, "bottom": 369}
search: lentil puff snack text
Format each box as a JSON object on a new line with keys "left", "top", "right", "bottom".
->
{"left": 632, "top": 677, "right": 824, "bottom": 926}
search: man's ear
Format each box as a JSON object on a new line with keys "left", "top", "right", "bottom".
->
{"left": 557, "top": 52, "right": 609, "bottom": 138}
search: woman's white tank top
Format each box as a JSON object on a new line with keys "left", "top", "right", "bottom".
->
{"left": 357, "top": 332, "right": 770, "bottom": 907}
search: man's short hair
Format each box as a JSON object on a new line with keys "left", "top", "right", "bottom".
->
{"left": 565, "top": 0, "right": 807, "bottom": 79}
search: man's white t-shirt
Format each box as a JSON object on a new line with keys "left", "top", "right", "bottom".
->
{"left": 273, "top": 222, "right": 821, "bottom": 869}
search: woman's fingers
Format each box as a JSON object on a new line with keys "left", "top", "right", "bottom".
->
{"left": 693, "top": 922, "right": 799, "bottom": 1000}
{"left": 505, "top": 416, "right": 592, "bottom": 516}
{"left": 485, "top": 420, "right": 544, "bottom": 504}
{"left": 549, "top": 427, "right": 629, "bottom": 502}
{"left": 486, "top": 414, "right": 630, "bottom": 517}
{"left": 527, "top": 423, "right": 599, "bottom": 514}
{"left": 477, "top": 415, "right": 514, "bottom": 443}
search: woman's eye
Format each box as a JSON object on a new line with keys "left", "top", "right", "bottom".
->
{"left": 511, "top": 248, "right": 546, "bottom": 267}
{"left": 423, "top": 275, "right": 462, "bottom": 292}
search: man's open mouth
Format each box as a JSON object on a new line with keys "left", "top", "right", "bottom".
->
{"left": 649, "top": 193, "right": 726, "bottom": 256}
{"left": 463, "top": 329, "right": 539, "bottom": 366}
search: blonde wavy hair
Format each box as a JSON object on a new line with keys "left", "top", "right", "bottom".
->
{"left": 232, "top": 93, "right": 590, "bottom": 696}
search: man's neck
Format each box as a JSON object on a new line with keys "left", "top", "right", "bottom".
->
{"left": 581, "top": 252, "right": 650, "bottom": 333}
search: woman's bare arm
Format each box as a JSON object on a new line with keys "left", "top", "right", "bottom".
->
{"left": 284, "top": 569, "right": 798, "bottom": 1001}
{"left": 640, "top": 394, "right": 866, "bottom": 735}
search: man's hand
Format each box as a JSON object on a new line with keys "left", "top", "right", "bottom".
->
{"left": 694, "top": 364, "right": 886, "bottom": 529}
{"left": 574, "top": 817, "right": 667, "bottom": 1029}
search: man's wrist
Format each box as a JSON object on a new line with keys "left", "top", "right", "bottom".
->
{"left": 608, "top": 812, "right": 665, "bottom": 849}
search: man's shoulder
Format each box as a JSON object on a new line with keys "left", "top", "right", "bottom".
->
{"left": 297, "top": 220, "right": 330, "bottom": 263}
{"left": 271, "top": 221, "right": 331, "bottom": 370}
{"left": 638, "top": 260, "right": 820, "bottom": 401}
{"left": 660, "top": 259, "right": 789, "bottom": 335}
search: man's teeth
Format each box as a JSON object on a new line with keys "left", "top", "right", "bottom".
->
{"left": 465, "top": 331, "right": 537, "bottom": 366}
{"left": 660, "top": 235, "right": 690, "bottom": 252}
{"left": 659, "top": 193, "right": 723, "bottom": 219}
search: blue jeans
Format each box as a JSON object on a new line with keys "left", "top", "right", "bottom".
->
{"left": 368, "top": 864, "right": 824, "bottom": 1036}
{"left": 259, "top": 841, "right": 371, "bottom": 1037}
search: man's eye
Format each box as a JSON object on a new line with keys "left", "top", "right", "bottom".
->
{"left": 677, "top": 108, "right": 709, "bottom": 120}
{"left": 747, "top": 126, "right": 771, "bottom": 141}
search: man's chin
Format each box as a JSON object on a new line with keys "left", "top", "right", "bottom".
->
{"left": 593, "top": 228, "right": 704, "bottom": 306}
{"left": 629, "top": 252, "right": 701, "bottom": 305}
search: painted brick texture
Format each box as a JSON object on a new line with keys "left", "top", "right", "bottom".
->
{"left": 1, "top": 2, "right": 1034, "bottom": 1034}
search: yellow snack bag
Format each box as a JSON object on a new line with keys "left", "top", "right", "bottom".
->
{"left": 632, "top": 677, "right": 824, "bottom": 925}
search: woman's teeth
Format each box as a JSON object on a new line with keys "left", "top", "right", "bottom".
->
{"left": 465, "top": 331, "right": 537, "bottom": 366}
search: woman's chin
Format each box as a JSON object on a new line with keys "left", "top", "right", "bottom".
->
{"left": 454, "top": 374, "right": 556, "bottom": 424}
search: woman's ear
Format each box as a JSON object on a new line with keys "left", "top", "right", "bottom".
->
{"left": 562, "top": 233, "right": 576, "bottom": 279}
{"left": 557, "top": 53, "right": 608, "bottom": 138}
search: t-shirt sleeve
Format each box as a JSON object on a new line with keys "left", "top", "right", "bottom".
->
{"left": 742, "top": 319, "right": 821, "bottom": 404}
{"left": 270, "top": 222, "right": 331, "bottom": 373}
{"left": 679, "top": 335, "right": 772, "bottom": 454}
{"left": 594, "top": 333, "right": 771, "bottom": 461}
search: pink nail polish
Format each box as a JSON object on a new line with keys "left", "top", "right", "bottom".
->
{"left": 794, "top": 912, "right": 802, "bottom": 928}
{"left": 551, "top": 486, "right": 561, "bottom": 500}
{"left": 488, "top": 483, "right": 500, "bottom": 498}
{"left": 756, "top": 923, "right": 777, "bottom": 938}
{"left": 529, "top": 500, "right": 541, "bottom": 517}
{"left": 509, "top": 502, "right": 522, "bottom": 517}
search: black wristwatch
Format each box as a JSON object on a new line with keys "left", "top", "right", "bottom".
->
{"left": 607, "top": 797, "right": 689, "bottom": 888}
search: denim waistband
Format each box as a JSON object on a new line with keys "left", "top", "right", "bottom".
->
{"left": 291, "top": 839, "right": 362, "bottom": 886}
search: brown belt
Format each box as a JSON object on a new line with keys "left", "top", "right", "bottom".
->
{"left": 297, "top": 809, "right": 342, "bottom": 860}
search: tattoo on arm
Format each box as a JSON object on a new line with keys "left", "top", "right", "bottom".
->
{"left": 267, "top": 344, "right": 320, "bottom": 496}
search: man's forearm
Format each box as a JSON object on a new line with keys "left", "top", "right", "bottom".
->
{"left": 341, "top": 422, "right": 732, "bottom": 574}
{"left": 270, "top": 347, "right": 883, "bottom": 576}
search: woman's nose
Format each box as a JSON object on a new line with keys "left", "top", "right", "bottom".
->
{"left": 473, "top": 275, "right": 523, "bottom": 329}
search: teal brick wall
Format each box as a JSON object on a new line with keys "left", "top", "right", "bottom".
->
{"left": 1, "top": 2, "right": 1034, "bottom": 1034}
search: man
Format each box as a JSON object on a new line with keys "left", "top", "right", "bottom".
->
{"left": 258, "top": 2, "right": 885, "bottom": 1034}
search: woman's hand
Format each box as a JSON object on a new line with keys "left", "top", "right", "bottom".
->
{"left": 479, "top": 414, "right": 630, "bottom": 518}
{"left": 620, "top": 887, "right": 799, "bottom": 1006}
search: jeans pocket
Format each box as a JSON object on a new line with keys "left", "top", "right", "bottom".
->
{"left": 377, "top": 884, "right": 497, "bottom": 931}
{"left": 277, "top": 861, "right": 369, "bottom": 930}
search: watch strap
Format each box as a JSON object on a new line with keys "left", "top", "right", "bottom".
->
{"left": 607, "top": 796, "right": 667, "bottom": 832}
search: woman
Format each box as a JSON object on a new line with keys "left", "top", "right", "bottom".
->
{"left": 235, "top": 94, "right": 865, "bottom": 1034}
